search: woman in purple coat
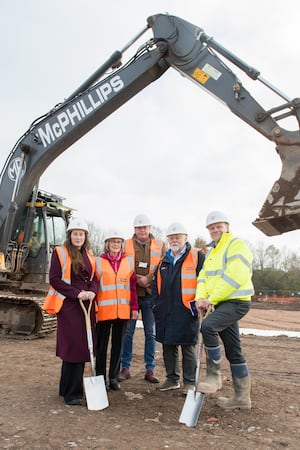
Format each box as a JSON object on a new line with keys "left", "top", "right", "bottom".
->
{"left": 48, "top": 218, "right": 99, "bottom": 405}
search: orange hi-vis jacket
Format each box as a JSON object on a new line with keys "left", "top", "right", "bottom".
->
{"left": 125, "top": 238, "right": 164, "bottom": 274}
{"left": 157, "top": 248, "right": 199, "bottom": 308}
{"left": 43, "top": 246, "right": 96, "bottom": 314}
{"left": 96, "top": 256, "right": 134, "bottom": 321}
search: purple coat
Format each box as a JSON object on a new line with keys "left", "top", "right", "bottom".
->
{"left": 49, "top": 248, "right": 99, "bottom": 363}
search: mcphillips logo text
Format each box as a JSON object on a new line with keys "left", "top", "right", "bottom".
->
{"left": 37, "top": 75, "right": 124, "bottom": 148}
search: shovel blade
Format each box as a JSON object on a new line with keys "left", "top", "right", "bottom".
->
{"left": 83, "top": 375, "right": 109, "bottom": 410}
{"left": 179, "top": 389, "right": 205, "bottom": 427}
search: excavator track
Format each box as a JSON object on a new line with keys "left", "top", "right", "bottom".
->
{"left": 0, "top": 292, "right": 57, "bottom": 339}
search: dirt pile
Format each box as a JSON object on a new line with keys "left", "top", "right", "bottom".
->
{"left": 0, "top": 306, "right": 299, "bottom": 449}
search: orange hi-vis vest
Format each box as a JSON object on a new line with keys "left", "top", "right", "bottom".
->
{"left": 96, "top": 256, "right": 134, "bottom": 321}
{"left": 125, "top": 238, "right": 164, "bottom": 274}
{"left": 43, "top": 246, "right": 96, "bottom": 315}
{"left": 157, "top": 248, "right": 199, "bottom": 308}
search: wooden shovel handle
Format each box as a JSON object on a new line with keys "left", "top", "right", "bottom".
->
{"left": 79, "top": 298, "right": 93, "bottom": 325}
{"left": 79, "top": 298, "right": 96, "bottom": 376}
{"left": 195, "top": 305, "right": 213, "bottom": 385}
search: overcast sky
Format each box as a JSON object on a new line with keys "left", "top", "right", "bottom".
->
{"left": 1, "top": 0, "right": 300, "bottom": 250}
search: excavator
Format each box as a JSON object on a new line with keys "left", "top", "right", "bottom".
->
{"left": 1, "top": 13, "right": 300, "bottom": 339}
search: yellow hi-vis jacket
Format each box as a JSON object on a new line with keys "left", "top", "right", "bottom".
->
{"left": 157, "top": 248, "right": 199, "bottom": 308}
{"left": 96, "top": 256, "right": 134, "bottom": 321}
{"left": 196, "top": 232, "right": 254, "bottom": 306}
{"left": 43, "top": 246, "right": 96, "bottom": 314}
{"left": 125, "top": 238, "right": 164, "bottom": 274}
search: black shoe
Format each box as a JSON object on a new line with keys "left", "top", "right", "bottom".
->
{"left": 109, "top": 379, "right": 121, "bottom": 391}
{"left": 65, "top": 398, "right": 82, "bottom": 405}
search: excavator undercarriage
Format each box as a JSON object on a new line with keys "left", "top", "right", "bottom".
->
{"left": 0, "top": 290, "right": 56, "bottom": 339}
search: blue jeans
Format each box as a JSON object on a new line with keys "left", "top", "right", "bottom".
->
{"left": 121, "top": 294, "right": 156, "bottom": 371}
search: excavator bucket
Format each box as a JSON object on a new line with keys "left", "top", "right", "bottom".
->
{"left": 253, "top": 141, "right": 300, "bottom": 236}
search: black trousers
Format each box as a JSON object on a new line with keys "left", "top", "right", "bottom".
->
{"left": 59, "top": 361, "right": 85, "bottom": 403}
{"left": 96, "top": 319, "right": 127, "bottom": 382}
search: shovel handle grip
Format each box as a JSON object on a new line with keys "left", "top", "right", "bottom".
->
{"left": 79, "top": 297, "right": 93, "bottom": 325}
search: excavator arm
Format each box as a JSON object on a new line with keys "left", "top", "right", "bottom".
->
{"left": 1, "top": 12, "right": 300, "bottom": 258}
{"left": 147, "top": 14, "right": 300, "bottom": 236}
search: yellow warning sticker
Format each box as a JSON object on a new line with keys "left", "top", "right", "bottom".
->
{"left": 192, "top": 68, "right": 210, "bottom": 84}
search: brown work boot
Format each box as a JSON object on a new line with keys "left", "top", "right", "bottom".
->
{"left": 118, "top": 368, "right": 131, "bottom": 382}
{"left": 197, "top": 359, "right": 222, "bottom": 394}
{"left": 144, "top": 369, "right": 159, "bottom": 383}
{"left": 217, "top": 375, "right": 251, "bottom": 409}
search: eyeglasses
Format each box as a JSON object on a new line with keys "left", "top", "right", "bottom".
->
{"left": 109, "top": 239, "right": 123, "bottom": 244}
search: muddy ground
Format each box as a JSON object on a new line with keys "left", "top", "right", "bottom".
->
{"left": 1, "top": 303, "right": 300, "bottom": 450}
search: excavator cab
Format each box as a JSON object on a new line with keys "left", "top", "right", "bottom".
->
{"left": 0, "top": 190, "right": 73, "bottom": 338}
{"left": 3, "top": 190, "right": 72, "bottom": 284}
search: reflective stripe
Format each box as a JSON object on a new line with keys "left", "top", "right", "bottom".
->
{"left": 127, "top": 255, "right": 133, "bottom": 272}
{"left": 47, "top": 288, "right": 65, "bottom": 299}
{"left": 182, "top": 273, "right": 197, "bottom": 279}
{"left": 226, "top": 253, "right": 253, "bottom": 270}
{"left": 182, "top": 288, "right": 197, "bottom": 294}
{"left": 96, "top": 255, "right": 133, "bottom": 320}
{"left": 206, "top": 269, "right": 223, "bottom": 276}
{"left": 96, "top": 257, "right": 101, "bottom": 278}
{"left": 58, "top": 246, "right": 70, "bottom": 284}
{"left": 221, "top": 273, "right": 240, "bottom": 289}
{"left": 100, "top": 283, "right": 131, "bottom": 291}
{"left": 229, "top": 289, "right": 254, "bottom": 298}
{"left": 97, "top": 298, "right": 130, "bottom": 307}
{"left": 151, "top": 251, "right": 162, "bottom": 257}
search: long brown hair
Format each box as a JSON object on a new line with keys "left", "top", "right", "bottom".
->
{"left": 64, "top": 231, "right": 91, "bottom": 274}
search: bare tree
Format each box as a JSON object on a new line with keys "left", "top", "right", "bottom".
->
{"left": 87, "top": 222, "right": 105, "bottom": 256}
{"left": 251, "top": 241, "right": 267, "bottom": 271}
{"left": 151, "top": 225, "right": 165, "bottom": 242}
{"left": 194, "top": 236, "right": 207, "bottom": 252}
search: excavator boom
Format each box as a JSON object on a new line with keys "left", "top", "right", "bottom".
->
{"left": 2, "top": 13, "right": 300, "bottom": 338}
{"left": 148, "top": 14, "right": 300, "bottom": 235}
{"left": 2, "top": 13, "right": 300, "bottom": 245}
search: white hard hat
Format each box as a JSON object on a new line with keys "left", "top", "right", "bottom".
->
{"left": 67, "top": 218, "right": 89, "bottom": 233}
{"left": 206, "top": 211, "right": 229, "bottom": 228}
{"left": 133, "top": 214, "right": 151, "bottom": 227}
{"left": 166, "top": 222, "right": 188, "bottom": 236}
{"left": 104, "top": 230, "right": 124, "bottom": 242}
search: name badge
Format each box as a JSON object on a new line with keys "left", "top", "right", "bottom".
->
{"left": 139, "top": 261, "right": 148, "bottom": 268}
